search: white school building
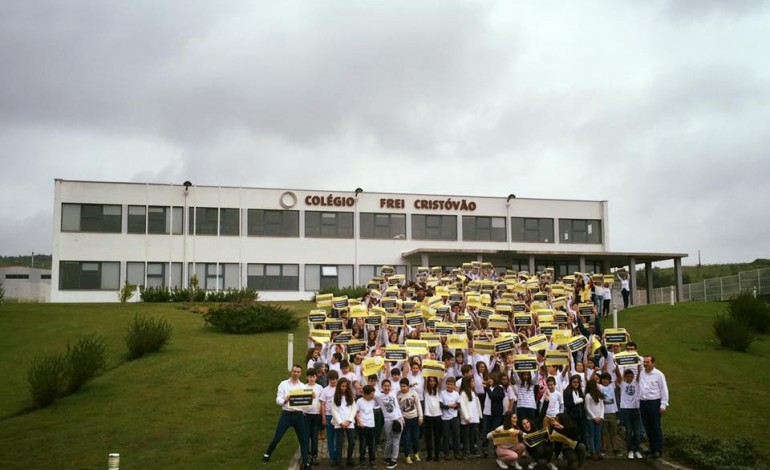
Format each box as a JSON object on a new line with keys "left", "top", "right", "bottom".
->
{"left": 51, "top": 179, "right": 686, "bottom": 303}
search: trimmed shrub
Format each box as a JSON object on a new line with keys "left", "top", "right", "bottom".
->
{"left": 667, "top": 429, "right": 770, "bottom": 470}
{"left": 118, "top": 281, "right": 136, "bottom": 303}
{"left": 141, "top": 287, "right": 172, "bottom": 303}
{"left": 28, "top": 353, "right": 67, "bottom": 408}
{"left": 713, "top": 312, "right": 755, "bottom": 352}
{"left": 317, "top": 285, "right": 368, "bottom": 300}
{"left": 203, "top": 303, "right": 298, "bottom": 334}
{"left": 65, "top": 335, "right": 107, "bottom": 394}
{"left": 124, "top": 314, "right": 173, "bottom": 360}
{"left": 727, "top": 292, "right": 770, "bottom": 333}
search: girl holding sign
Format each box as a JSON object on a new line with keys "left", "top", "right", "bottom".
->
{"left": 486, "top": 411, "right": 524, "bottom": 470}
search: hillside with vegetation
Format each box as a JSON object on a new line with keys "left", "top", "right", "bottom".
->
{"left": 0, "top": 255, "right": 52, "bottom": 270}
{"left": 636, "top": 258, "right": 770, "bottom": 288}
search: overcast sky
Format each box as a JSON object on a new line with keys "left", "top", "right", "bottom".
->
{"left": 1, "top": 0, "right": 768, "bottom": 265}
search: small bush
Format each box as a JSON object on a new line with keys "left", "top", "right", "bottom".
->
{"left": 124, "top": 314, "right": 173, "bottom": 360}
{"left": 28, "top": 353, "right": 68, "bottom": 408}
{"left": 117, "top": 281, "right": 136, "bottom": 303}
{"left": 713, "top": 312, "right": 755, "bottom": 352}
{"left": 317, "top": 285, "right": 368, "bottom": 300}
{"left": 141, "top": 286, "right": 257, "bottom": 303}
{"left": 65, "top": 335, "right": 107, "bottom": 394}
{"left": 203, "top": 303, "right": 298, "bottom": 334}
{"left": 667, "top": 429, "right": 770, "bottom": 470}
{"left": 727, "top": 292, "right": 770, "bottom": 333}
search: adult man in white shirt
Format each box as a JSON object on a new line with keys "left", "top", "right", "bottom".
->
{"left": 639, "top": 356, "right": 669, "bottom": 459}
{"left": 263, "top": 364, "right": 312, "bottom": 469}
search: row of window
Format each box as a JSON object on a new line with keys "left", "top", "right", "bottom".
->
{"left": 61, "top": 204, "right": 602, "bottom": 244}
{"left": 60, "top": 262, "right": 392, "bottom": 292}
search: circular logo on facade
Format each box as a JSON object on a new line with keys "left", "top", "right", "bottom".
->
{"left": 279, "top": 191, "right": 297, "bottom": 209}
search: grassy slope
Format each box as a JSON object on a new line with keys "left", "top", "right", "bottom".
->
{"left": 618, "top": 302, "right": 770, "bottom": 451}
{"left": 1, "top": 300, "right": 767, "bottom": 468}
{"left": 0, "top": 301, "right": 314, "bottom": 469}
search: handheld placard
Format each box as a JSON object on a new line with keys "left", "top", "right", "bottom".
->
{"left": 614, "top": 351, "right": 641, "bottom": 367}
{"left": 406, "top": 312, "right": 424, "bottom": 327}
{"left": 310, "top": 329, "right": 331, "bottom": 344}
{"left": 489, "top": 314, "right": 509, "bottom": 330}
{"left": 447, "top": 334, "right": 468, "bottom": 349}
{"left": 514, "top": 355, "right": 539, "bottom": 372}
{"left": 435, "top": 322, "right": 455, "bottom": 336}
{"left": 384, "top": 345, "right": 408, "bottom": 362}
{"left": 332, "top": 296, "right": 349, "bottom": 310}
{"left": 365, "top": 314, "right": 382, "bottom": 326}
{"left": 316, "top": 293, "right": 333, "bottom": 309}
{"left": 346, "top": 340, "right": 367, "bottom": 355}
{"left": 325, "top": 319, "right": 344, "bottom": 331}
{"left": 473, "top": 340, "right": 495, "bottom": 355}
{"left": 494, "top": 336, "right": 515, "bottom": 353}
{"left": 422, "top": 359, "right": 445, "bottom": 379}
{"left": 514, "top": 313, "right": 533, "bottom": 327}
{"left": 362, "top": 357, "right": 385, "bottom": 376}
{"left": 567, "top": 335, "right": 589, "bottom": 352}
{"left": 526, "top": 334, "right": 549, "bottom": 351}
{"left": 308, "top": 310, "right": 327, "bottom": 324}
{"left": 604, "top": 328, "right": 629, "bottom": 345}
{"left": 551, "top": 329, "right": 572, "bottom": 345}
{"left": 545, "top": 350, "right": 570, "bottom": 366}
{"left": 421, "top": 332, "right": 441, "bottom": 348}
{"left": 405, "top": 340, "right": 428, "bottom": 356}
{"left": 288, "top": 388, "right": 314, "bottom": 410}
{"left": 333, "top": 330, "right": 352, "bottom": 344}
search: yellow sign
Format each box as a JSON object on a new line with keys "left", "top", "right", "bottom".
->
{"left": 288, "top": 388, "right": 314, "bottom": 410}
{"left": 551, "top": 329, "right": 572, "bottom": 345}
{"left": 489, "top": 314, "right": 509, "bottom": 330}
{"left": 526, "top": 334, "right": 549, "bottom": 351}
{"left": 421, "top": 332, "right": 441, "bottom": 348}
{"left": 604, "top": 328, "right": 629, "bottom": 345}
{"left": 362, "top": 357, "right": 385, "bottom": 376}
{"left": 473, "top": 340, "right": 495, "bottom": 355}
{"left": 405, "top": 340, "right": 428, "bottom": 356}
{"left": 545, "top": 350, "right": 570, "bottom": 366}
{"left": 492, "top": 429, "right": 517, "bottom": 446}
{"left": 447, "top": 334, "right": 468, "bottom": 349}
{"left": 514, "top": 354, "right": 539, "bottom": 372}
{"left": 422, "top": 359, "right": 446, "bottom": 378}
{"left": 309, "top": 329, "right": 331, "bottom": 344}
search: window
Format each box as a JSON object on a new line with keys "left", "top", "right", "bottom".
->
{"left": 61, "top": 203, "right": 121, "bottom": 233}
{"left": 463, "top": 216, "right": 506, "bottom": 241}
{"left": 247, "top": 264, "right": 299, "bottom": 291}
{"left": 127, "top": 206, "right": 146, "bottom": 233}
{"left": 248, "top": 209, "right": 299, "bottom": 237}
{"left": 511, "top": 217, "right": 554, "bottom": 243}
{"left": 219, "top": 208, "right": 240, "bottom": 236}
{"left": 189, "top": 207, "right": 219, "bottom": 235}
{"left": 411, "top": 214, "right": 457, "bottom": 240}
{"left": 360, "top": 213, "right": 406, "bottom": 239}
{"left": 59, "top": 261, "right": 120, "bottom": 290}
{"left": 359, "top": 265, "right": 407, "bottom": 283}
{"left": 189, "top": 263, "right": 240, "bottom": 290}
{"left": 126, "top": 262, "right": 145, "bottom": 287}
{"left": 305, "top": 265, "right": 354, "bottom": 291}
{"left": 559, "top": 219, "right": 602, "bottom": 244}
{"left": 5, "top": 274, "right": 29, "bottom": 279}
{"left": 305, "top": 211, "right": 354, "bottom": 238}
{"left": 41, "top": 274, "right": 52, "bottom": 280}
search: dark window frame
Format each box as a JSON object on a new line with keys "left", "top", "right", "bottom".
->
{"left": 305, "top": 211, "right": 354, "bottom": 238}
{"left": 247, "top": 263, "right": 300, "bottom": 291}
{"left": 359, "top": 212, "right": 406, "bottom": 239}
{"left": 247, "top": 209, "right": 300, "bottom": 237}
{"left": 462, "top": 215, "right": 506, "bottom": 241}
{"left": 411, "top": 214, "right": 457, "bottom": 241}
{"left": 511, "top": 217, "right": 555, "bottom": 243}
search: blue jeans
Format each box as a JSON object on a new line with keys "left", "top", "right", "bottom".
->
{"left": 619, "top": 408, "right": 641, "bottom": 452}
{"left": 325, "top": 414, "right": 338, "bottom": 461}
{"left": 587, "top": 419, "right": 602, "bottom": 453}
{"left": 401, "top": 417, "right": 420, "bottom": 456}
{"left": 640, "top": 399, "right": 663, "bottom": 454}
{"left": 265, "top": 410, "right": 309, "bottom": 465}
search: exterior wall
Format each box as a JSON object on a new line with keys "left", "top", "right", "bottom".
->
{"left": 52, "top": 180, "right": 610, "bottom": 302}
{"left": 1, "top": 267, "right": 51, "bottom": 302}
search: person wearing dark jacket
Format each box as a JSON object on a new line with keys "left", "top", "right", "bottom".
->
{"left": 552, "top": 413, "right": 587, "bottom": 470}
{"left": 563, "top": 375, "right": 588, "bottom": 445}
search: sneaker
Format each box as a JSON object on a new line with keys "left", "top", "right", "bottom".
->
{"left": 405, "top": 456, "right": 412, "bottom": 465}
{"left": 513, "top": 463, "right": 523, "bottom": 470}
{"left": 496, "top": 458, "right": 508, "bottom": 469}
{"left": 262, "top": 454, "right": 270, "bottom": 463}
{"left": 304, "top": 464, "right": 312, "bottom": 470}
{"left": 528, "top": 462, "right": 538, "bottom": 470}
{"left": 547, "top": 463, "right": 558, "bottom": 470}
{"left": 412, "top": 453, "right": 421, "bottom": 462}
{"left": 628, "top": 451, "right": 635, "bottom": 459}
{"left": 634, "top": 451, "right": 643, "bottom": 459}
{"left": 386, "top": 460, "right": 398, "bottom": 469}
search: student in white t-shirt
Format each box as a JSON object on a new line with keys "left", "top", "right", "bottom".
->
{"left": 459, "top": 377, "right": 482, "bottom": 457}
{"left": 304, "top": 369, "right": 325, "bottom": 465}
{"left": 356, "top": 385, "right": 377, "bottom": 467}
{"left": 599, "top": 372, "right": 619, "bottom": 456}
{"left": 615, "top": 365, "right": 643, "bottom": 459}
{"left": 375, "top": 378, "right": 403, "bottom": 469}
{"left": 440, "top": 377, "right": 461, "bottom": 459}
{"left": 319, "top": 370, "right": 339, "bottom": 464}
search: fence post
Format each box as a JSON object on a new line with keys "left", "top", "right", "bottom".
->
{"left": 703, "top": 280, "right": 707, "bottom": 301}
{"left": 720, "top": 278, "right": 724, "bottom": 301}
{"left": 670, "top": 286, "right": 675, "bottom": 306}
{"left": 287, "top": 333, "right": 294, "bottom": 372}
{"left": 759, "top": 270, "right": 762, "bottom": 296}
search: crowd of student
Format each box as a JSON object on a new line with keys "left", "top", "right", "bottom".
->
{"left": 263, "top": 264, "right": 668, "bottom": 470}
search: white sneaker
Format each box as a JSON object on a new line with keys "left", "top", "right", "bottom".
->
{"left": 634, "top": 451, "right": 644, "bottom": 459}
{"left": 513, "top": 463, "right": 523, "bottom": 470}
{"left": 628, "top": 451, "right": 634, "bottom": 459}
{"left": 496, "top": 458, "right": 508, "bottom": 469}
{"left": 528, "top": 462, "right": 537, "bottom": 470}
{"left": 547, "top": 463, "right": 558, "bottom": 470}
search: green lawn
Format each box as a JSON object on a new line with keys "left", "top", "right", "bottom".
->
{"left": 0, "top": 301, "right": 314, "bottom": 469}
{"left": 0, "top": 300, "right": 767, "bottom": 468}
{"left": 618, "top": 302, "right": 770, "bottom": 452}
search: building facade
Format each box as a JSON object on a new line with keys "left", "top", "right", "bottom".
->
{"left": 51, "top": 179, "right": 684, "bottom": 302}
{"left": 1, "top": 266, "right": 51, "bottom": 302}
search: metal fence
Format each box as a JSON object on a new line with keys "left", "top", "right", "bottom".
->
{"left": 636, "top": 267, "right": 770, "bottom": 305}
